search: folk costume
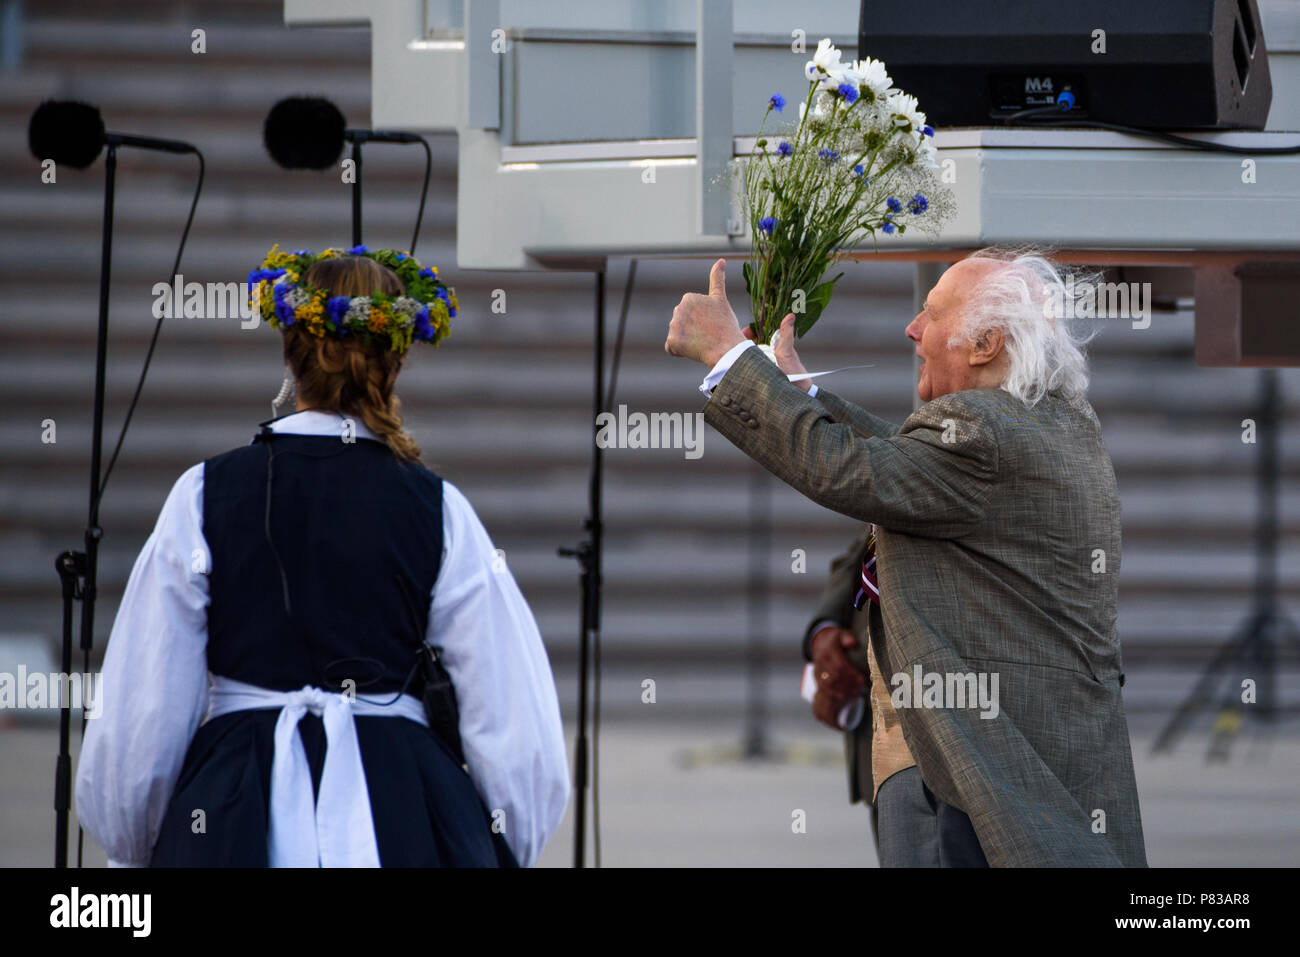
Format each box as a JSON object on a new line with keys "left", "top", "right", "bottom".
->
{"left": 76, "top": 246, "right": 569, "bottom": 867}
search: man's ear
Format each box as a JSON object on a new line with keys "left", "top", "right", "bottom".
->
{"left": 968, "top": 327, "right": 1005, "bottom": 367}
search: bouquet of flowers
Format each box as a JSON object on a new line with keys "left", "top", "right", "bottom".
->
{"left": 733, "top": 39, "right": 954, "bottom": 346}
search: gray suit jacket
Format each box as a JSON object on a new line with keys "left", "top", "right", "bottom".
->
{"left": 707, "top": 347, "right": 1147, "bottom": 867}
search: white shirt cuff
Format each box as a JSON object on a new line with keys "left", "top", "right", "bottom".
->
{"left": 699, "top": 340, "right": 755, "bottom": 396}
{"left": 810, "top": 618, "right": 840, "bottom": 638}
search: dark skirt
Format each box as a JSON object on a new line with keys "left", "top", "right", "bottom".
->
{"left": 149, "top": 709, "right": 518, "bottom": 867}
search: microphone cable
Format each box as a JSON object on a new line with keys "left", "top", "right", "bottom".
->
{"left": 96, "top": 150, "right": 206, "bottom": 500}
{"left": 411, "top": 137, "right": 432, "bottom": 254}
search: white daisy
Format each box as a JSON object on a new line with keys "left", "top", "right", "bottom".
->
{"left": 804, "top": 38, "right": 843, "bottom": 82}
{"left": 887, "top": 91, "right": 927, "bottom": 136}
{"left": 851, "top": 57, "right": 894, "bottom": 100}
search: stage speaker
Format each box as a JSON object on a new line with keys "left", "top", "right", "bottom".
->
{"left": 859, "top": 0, "right": 1272, "bottom": 130}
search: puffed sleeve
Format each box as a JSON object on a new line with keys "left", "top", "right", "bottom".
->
{"left": 75, "top": 463, "right": 211, "bottom": 867}
{"left": 428, "top": 481, "right": 570, "bottom": 867}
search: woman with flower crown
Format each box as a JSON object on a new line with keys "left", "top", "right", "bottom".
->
{"left": 74, "top": 246, "right": 570, "bottom": 867}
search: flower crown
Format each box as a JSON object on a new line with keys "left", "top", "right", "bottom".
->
{"left": 248, "top": 244, "right": 457, "bottom": 354}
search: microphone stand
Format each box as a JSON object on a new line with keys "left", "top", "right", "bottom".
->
{"left": 340, "top": 129, "right": 431, "bottom": 253}
{"left": 1154, "top": 369, "right": 1300, "bottom": 756}
{"left": 53, "top": 143, "right": 117, "bottom": 868}
{"left": 350, "top": 138, "right": 363, "bottom": 247}
{"left": 558, "top": 267, "right": 606, "bottom": 867}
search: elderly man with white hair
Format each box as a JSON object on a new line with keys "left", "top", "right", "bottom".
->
{"left": 665, "top": 247, "right": 1148, "bottom": 867}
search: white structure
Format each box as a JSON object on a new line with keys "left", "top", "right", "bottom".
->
{"left": 285, "top": 0, "right": 1300, "bottom": 364}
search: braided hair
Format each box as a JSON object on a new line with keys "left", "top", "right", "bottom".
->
{"left": 281, "top": 255, "right": 422, "bottom": 462}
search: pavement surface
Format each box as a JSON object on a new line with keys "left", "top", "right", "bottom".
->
{"left": 1, "top": 713, "right": 1297, "bottom": 868}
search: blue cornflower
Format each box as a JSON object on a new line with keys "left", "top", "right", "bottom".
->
{"left": 886, "top": 196, "right": 902, "bottom": 213}
{"left": 818, "top": 148, "right": 840, "bottom": 165}
{"left": 419, "top": 267, "right": 435, "bottom": 279}
{"left": 347, "top": 244, "right": 368, "bottom": 255}
{"left": 923, "top": 125, "right": 934, "bottom": 137}
{"left": 396, "top": 252, "right": 408, "bottom": 261}
{"left": 413, "top": 306, "right": 435, "bottom": 341}
{"left": 247, "top": 267, "right": 286, "bottom": 286}
{"left": 837, "top": 83, "right": 859, "bottom": 104}
{"left": 272, "top": 283, "right": 296, "bottom": 325}
{"left": 882, "top": 220, "right": 896, "bottom": 234}
{"left": 769, "top": 93, "right": 785, "bottom": 112}
{"left": 853, "top": 164, "right": 865, "bottom": 177}
{"left": 777, "top": 141, "right": 793, "bottom": 158}
{"left": 908, "top": 193, "right": 929, "bottom": 214}
{"left": 326, "top": 296, "right": 351, "bottom": 329}
{"left": 758, "top": 216, "right": 777, "bottom": 234}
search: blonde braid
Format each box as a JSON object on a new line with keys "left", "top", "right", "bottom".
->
{"left": 283, "top": 328, "right": 422, "bottom": 464}
{"left": 280, "top": 255, "right": 425, "bottom": 464}
{"left": 345, "top": 345, "right": 422, "bottom": 462}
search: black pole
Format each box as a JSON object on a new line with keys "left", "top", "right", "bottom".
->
{"left": 54, "top": 551, "right": 79, "bottom": 868}
{"left": 54, "top": 144, "right": 117, "bottom": 867}
{"left": 1256, "top": 370, "right": 1279, "bottom": 611}
{"left": 350, "top": 140, "right": 362, "bottom": 247}
{"left": 82, "top": 145, "right": 113, "bottom": 657}
{"left": 578, "top": 268, "right": 605, "bottom": 866}
{"left": 1255, "top": 369, "right": 1280, "bottom": 720}
{"left": 560, "top": 269, "right": 605, "bottom": 867}
{"left": 743, "top": 462, "right": 771, "bottom": 757}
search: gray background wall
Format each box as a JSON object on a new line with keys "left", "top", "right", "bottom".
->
{"left": 1, "top": 0, "right": 1297, "bottom": 867}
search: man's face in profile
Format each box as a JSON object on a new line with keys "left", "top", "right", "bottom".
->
{"left": 904, "top": 259, "right": 1000, "bottom": 402}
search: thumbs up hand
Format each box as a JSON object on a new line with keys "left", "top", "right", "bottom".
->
{"left": 664, "top": 258, "right": 746, "bottom": 366}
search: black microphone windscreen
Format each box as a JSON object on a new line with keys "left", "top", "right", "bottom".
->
{"left": 264, "top": 96, "right": 346, "bottom": 170}
{"left": 28, "top": 100, "right": 105, "bottom": 169}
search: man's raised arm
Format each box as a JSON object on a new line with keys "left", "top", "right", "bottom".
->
{"left": 704, "top": 346, "right": 998, "bottom": 538}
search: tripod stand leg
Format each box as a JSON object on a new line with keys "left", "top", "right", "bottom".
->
{"left": 1152, "top": 616, "right": 1254, "bottom": 754}
{"left": 1208, "top": 610, "right": 1283, "bottom": 761}
{"left": 1206, "top": 707, "right": 1243, "bottom": 762}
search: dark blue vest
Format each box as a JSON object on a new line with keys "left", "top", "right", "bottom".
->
{"left": 202, "top": 428, "right": 444, "bottom": 697}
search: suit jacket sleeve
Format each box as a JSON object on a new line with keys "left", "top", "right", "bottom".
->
{"left": 705, "top": 347, "right": 999, "bottom": 538}
{"left": 813, "top": 388, "right": 901, "bottom": 442}
{"left": 801, "top": 521, "right": 875, "bottom": 661}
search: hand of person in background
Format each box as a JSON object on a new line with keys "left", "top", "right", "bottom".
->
{"left": 809, "top": 624, "right": 867, "bottom": 730}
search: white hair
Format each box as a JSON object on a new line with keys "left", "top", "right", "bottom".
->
{"left": 949, "top": 246, "right": 1099, "bottom": 407}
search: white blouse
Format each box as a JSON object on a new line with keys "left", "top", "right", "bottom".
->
{"left": 74, "top": 411, "right": 570, "bottom": 868}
